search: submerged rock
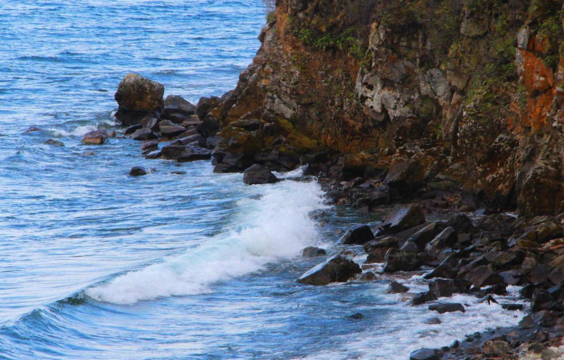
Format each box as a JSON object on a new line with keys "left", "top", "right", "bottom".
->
{"left": 45, "top": 139, "right": 64, "bottom": 147}
{"left": 410, "top": 348, "right": 443, "bottom": 360}
{"left": 298, "top": 255, "right": 361, "bottom": 285}
{"left": 387, "top": 281, "right": 409, "bottom": 294}
{"left": 428, "top": 303, "right": 465, "bottom": 314}
{"left": 129, "top": 166, "right": 148, "bottom": 176}
{"left": 243, "top": 164, "right": 278, "bottom": 185}
{"left": 302, "top": 246, "right": 327, "bottom": 258}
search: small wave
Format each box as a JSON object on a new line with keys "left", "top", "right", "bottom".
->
{"left": 86, "top": 180, "right": 327, "bottom": 305}
{"left": 47, "top": 125, "right": 98, "bottom": 137}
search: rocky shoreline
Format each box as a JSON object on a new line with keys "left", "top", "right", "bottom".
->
{"left": 75, "top": 71, "right": 564, "bottom": 359}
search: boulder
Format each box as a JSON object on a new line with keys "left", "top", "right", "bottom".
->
{"left": 410, "top": 348, "right": 443, "bottom": 360}
{"left": 464, "top": 264, "right": 505, "bottom": 288}
{"left": 411, "top": 292, "right": 437, "bottom": 305}
{"left": 125, "top": 124, "right": 142, "bottom": 135}
{"left": 114, "top": 73, "right": 164, "bottom": 125}
{"left": 428, "top": 279, "right": 471, "bottom": 298}
{"left": 177, "top": 145, "right": 212, "bottom": 162}
{"left": 341, "top": 225, "right": 375, "bottom": 245}
{"left": 145, "top": 149, "right": 162, "bottom": 159}
{"left": 407, "top": 222, "right": 439, "bottom": 250}
{"left": 428, "top": 303, "right": 465, "bottom": 313}
{"left": 82, "top": 130, "right": 108, "bottom": 145}
{"left": 302, "top": 247, "right": 327, "bottom": 258}
{"left": 132, "top": 128, "right": 158, "bottom": 141}
{"left": 161, "top": 95, "right": 196, "bottom": 123}
{"left": 197, "top": 115, "right": 220, "bottom": 138}
{"left": 141, "top": 140, "right": 159, "bottom": 152}
{"left": 384, "top": 249, "right": 422, "bottom": 272}
{"left": 424, "top": 256, "right": 458, "bottom": 279}
{"left": 159, "top": 120, "right": 187, "bottom": 138}
{"left": 161, "top": 145, "right": 186, "bottom": 160}
{"left": 298, "top": 255, "right": 361, "bottom": 285}
{"left": 45, "top": 139, "right": 64, "bottom": 147}
{"left": 387, "top": 281, "right": 409, "bottom": 294}
{"left": 485, "top": 250, "right": 525, "bottom": 271}
{"left": 196, "top": 96, "right": 220, "bottom": 119}
{"left": 446, "top": 214, "right": 474, "bottom": 233}
{"left": 381, "top": 204, "right": 426, "bottom": 234}
{"left": 129, "top": 166, "right": 148, "bottom": 176}
{"left": 243, "top": 164, "right": 279, "bottom": 185}
{"left": 140, "top": 116, "right": 159, "bottom": 131}
{"left": 425, "top": 227, "right": 457, "bottom": 250}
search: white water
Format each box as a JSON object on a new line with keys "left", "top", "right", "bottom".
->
{"left": 86, "top": 178, "right": 327, "bottom": 304}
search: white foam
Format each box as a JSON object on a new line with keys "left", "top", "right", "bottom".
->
{"left": 48, "top": 125, "right": 98, "bottom": 137}
{"left": 303, "top": 285, "right": 526, "bottom": 360}
{"left": 85, "top": 179, "right": 327, "bottom": 305}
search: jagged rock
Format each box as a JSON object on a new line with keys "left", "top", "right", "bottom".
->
{"left": 381, "top": 204, "right": 426, "bottom": 234}
{"left": 302, "top": 247, "right": 326, "bottom": 258}
{"left": 129, "top": 166, "right": 148, "bottom": 176}
{"left": 131, "top": 128, "right": 158, "bottom": 141}
{"left": 342, "top": 225, "right": 375, "bottom": 245}
{"left": 446, "top": 214, "right": 474, "bottom": 233}
{"left": 197, "top": 115, "right": 220, "bottom": 138}
{"left": 145, "top": 149, "right": 162, "bottom": 159}
{"left": 161, "top": 95, "right": 196, "bottom": 123}
{"left": 243, "top": 164, "right": 278, "bottom": 185}
{"left": 45, "top": 139, "right": 64, "bottom": 147}
{"left": 114, "top": 73, "right": 164, "bottom": 125}
{"left": 196, "top": 96, "right": 220, "bottom": 119}
{"left": 425, "top": 226, "right": 457, "bottom": 250}
{"left": 424, "top": 256, "right": 458, "bottom": 279}
{"left": 428, "top": 279, "right": 471, "bottom": 298}
{"left": 464, "top": 264, "right": 505, "bottom": 288}
{"left": 428, "top": 303, "right": 465, "bottom": 314}
{"left": 384, "top": 249, "right": 421, "bottom": 272}
{"left": 409, "top": 348, "right": 443, "bottom": 360}
{"left": 159, "top": 120, "right": 186, "bottom": 138}
{"left": 387, "top": 281, "right": 409, "bottom": 294}
{"left": 364, "top": 236, "right": 399, "bottom": 253}
{"left": 407, "top": 222, "right": 439, "bottom": 250}
{"left": 177, "top": 145, "right": 212, "bottom": 162}
{"left": 298, "top": 255, "right": 361, "bottom": 285}
{"left": 485, "top": 250, "right": 525, "bottom": 271}
{"left": 82, "top": 130, "right": 108, "bottom": 145}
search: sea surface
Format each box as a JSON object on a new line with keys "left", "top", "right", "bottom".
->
{"left": 0, "top": 1, "right": 525, "bottom": 359}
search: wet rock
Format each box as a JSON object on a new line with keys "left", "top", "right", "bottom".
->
{"left": 348, "top": 313, "right": 363, "bottom": 320}
{"left": 196, "top": 96, "right": 220, "bottom": 119}
{"left": 359, "top": 272, "right": 377, "bottom": 281}
{"left": 159, "top": 120, "right": 186, "bottom": 138}
{"left": 428, "top": 279, "right": 471, "bottom": 298}
{"left": 424, "top": 317, "right": 442, "bottom": 325}
{"left": 387, "top": 281, "right": 409, "bottom": 294}
{"left": 45, "top": 139, "right": 64, "bottom": 147}
{"left": 342, "top": 225, "right": 375, "bottom": 245}
{"left": 145, "top": 149, "right": 162, "bottom": 159}
{"left": 161, "top": 95, "right": 196, "bottom": 123}
{"left": 424, "top": 256, "right": 458, "bottom": 279}
{"left": 24, "top": 126, "right": 42, "bottom": 133}
{"left": 428, "top": 303, "right": 465, "bottom": 314}
{"left": 140, "top": 116, "right": 158, "bottom": 131}
{"left": 161, "top": 145, "right": 186, "bottom": 160}
{"left": 141, "top": 140, "right": 159, "bottom": 152}
{"left": 302, "top": 247, "right": 327, "bottom": 258}
{"left": 114, "top": 73, "right": 164, "bottom": 125}
{"left": 129, "top": 166, "right": 148, "bottom": 176}
{"left": 482, "top": 340, "right": 511, "bottom": 357}
{"left": 132, "top": 128, "right": 158, "bottom": 141}
{"left": 502, "top": 303, "right": 524, "bottom": 311}
{"left": 384, "top": 249, "right": 422, "bottom": 272}
{"left": 478, "top": 294, "right": 498, "bottom": 304}
{"left": 177, "top": 145, "right": 212, "bottom": 162}
{"left": 298, "top": 255, "right": 361, "bottom": 285}
{"left": 108, "top": 130, "right": 116, "bottom": 138}
{"left": 409, "top": 348, "right": 443, "bottom": 360}
{"left": 82, "top": 129, "right": 108, "bottom": 145}
{"left": 243, "top": 164, "right": 278, "bottom": 185}
{"left": 381, "top": 204, "right": 426, "bottom": 234}
{"left": 464, "top": 264, "right": 505, "bottom": 288}
{"left": 425, "top": 227, "right": 457, "bottom": 250}
{"left": 407, "top": 222, "right": 439, "bottom": 250}
{"left": 411, "top": 291, "right": 437, "bottom": 305}
{"left": 519, "top": 315, "right": 535, "bottom": 328}
{"left": 125, "top": 124, "right": 142, "bottom": 135}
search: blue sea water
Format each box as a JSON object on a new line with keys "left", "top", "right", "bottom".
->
{"left": 0, "top": 1, "right": 525, "bottom": 359}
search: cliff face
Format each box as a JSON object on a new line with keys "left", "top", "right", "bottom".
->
{"left": 212, "top": 0, "right": 564, "bottom": 216}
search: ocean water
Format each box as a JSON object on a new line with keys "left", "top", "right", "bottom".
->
{"left": 0, "top": 1, "right": 525, "bottom": 359}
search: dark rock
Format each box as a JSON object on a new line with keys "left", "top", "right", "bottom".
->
{"left": 132, "top": 128, "right": 158, "bottom": 141}
{"left": 446, "top": 214, "right": 474, "bottom": 233}
{"left": 197, "top": 115, "right": 220, "bottom": 138}
{"left": 129, "top": 166, "right": 148, "bottom": 176}
{"left": 177, "top": 145, "right": 212, "bottom": 162}
{"left": 411, "top": 291, "right": 437, "bottom": 305}
{"left": 45, "top": 139, "right": 64, "bottom": 147}
{"left": 159, "top": 120, "right": 186, "bottom": 138}
{"left": 428, "top": 303, "right": 465, "bottom": 314}
{"left": 530, "top": 264, "right": 552, "bottom": 284}
{"left": 195, "top": 96, "right": 220, "bottom": 119}
{"left": 25, "top": 126, "right": 42, "bottom": 133}
{"left": 170, "top": 171, "right": 186, "bottom": 175}
{"left": 502, "top": 303, "right": 524, "bottom": 311}
{"left": 407, "top": 222, "right": 439, "bottom": 250}
{"left": 141, "top": 140, "right": 159, "bottom": 152}
{"left": 381, "top": 204, "right": 426, "bottom": 234}
{"left": 424, "top": 256, "right": 458, "bottom": 280}
{"left": 387, "top": 281, "right": 409, "bottom": 294}
{"left": 145, "top": 149, "right": 162, "bottom": 159}
{"left": 478, "top": 294, "right": 498, "bottom": 304}
{"left": 424, "top": 317, "right": 442, "bottom": 325}
{"left": 161, "top": 145, "right": 186, "bottom": 160}
{"left": 161, "top": 95, "right": 196, "bottom": 123}
{"left": 298, "top": 255, "right": 361, "bottom": 285}
{"left": 400, "top": 240, "right": 419, "bottom": 252}
{"left": 348, "top": 313, "right": 364, "bottom": 320}
{"left": 519, "top": 315, "right": 535, "bottom": 328}
{"left": 464, "top": 264, "right": 505, "bottom": 288}
{"left": 384, "top": 249, "right": 422, "bottom": 272}
{"left": 243, "top": 164, "right": 278, "bottom": 185}
{"left": 532, "top": 288, "right": 553, "bottom": 312}
{"left": 549, "top": 265, "right": 564, "bottom": 285}
{"left": 409, "top": 348, "right": 443, "bottom": 360}
{"left": 482, "top": 340, "right": 511, "bottom": 357}
{"left": 302, "top": 246, "right": 327, "bottom": 258}
{"left": 140, "top": 116, "right": 158, "bottom": 131}
{"left": 125, "top": 124, "right": 142, "bottom": 135}
{"left": 426, "top": 227, "right": 457, "bottom": 250}
{"left": 230, "top": 119, "right": 262, "bottom": 131}
{"left": 82, "top": 130, "right": 108, "bottom": 145}
{"left": 428, "top": 279, "right": 471, "bottom": 298}
{"left": 359, "top": 272, "right": 377, "bottom": 281}
{"left": 364, "top": 236, "right": 399, "bottom": 253}
{"left": 485, "top": 250, "right": 525, "bottom": 271}
{"left": 342, "top": 225, "right": 375, "bottom": 245}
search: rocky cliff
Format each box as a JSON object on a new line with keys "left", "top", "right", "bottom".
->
{"left": 211, "top": 0, "right": 564, "bottom": 216}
